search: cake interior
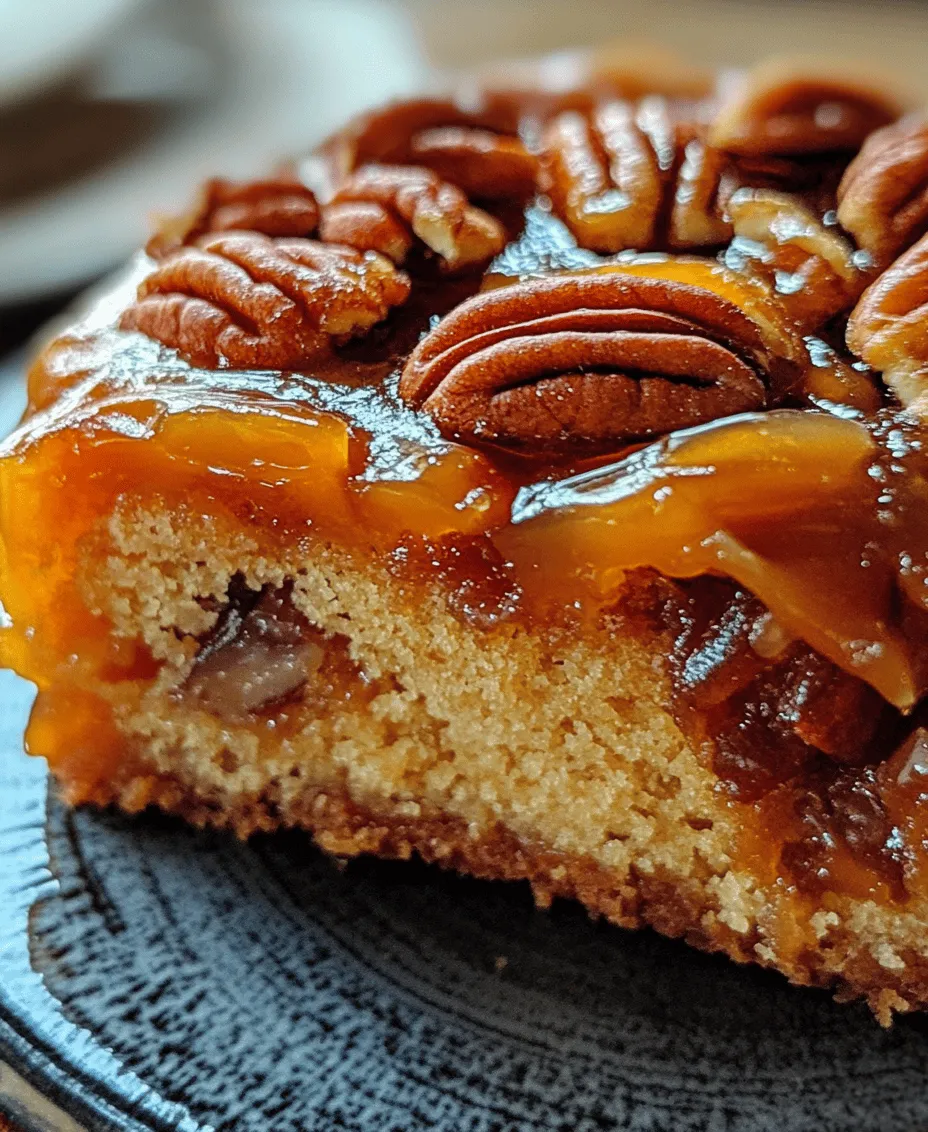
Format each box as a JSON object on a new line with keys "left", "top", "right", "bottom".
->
{"left": 29, "top": 491, "right": 928, "bottom": 1025}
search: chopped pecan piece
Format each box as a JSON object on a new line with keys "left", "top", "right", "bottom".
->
{"left": 146, "top": 176, "right": 320, "bottom": 258}
{"left": 838, "top": 112, "right": 928, "bottom": 268}
{"left": 121, "top": 231, "right": 411, "bottom": 369}
{"left": 540, "top": 99, "right": 733, "bottom": 254}
{"left": 724, "top": 187, "right": 868, "bottom": 328}
{"left": 708, "top": 56, "right": 904, "bottom": 157}
{"left": 320, "top": 164, "right": 507, "bottom": 273}
{"left": 847, "top": 232, "right": 928, "bottom": 407}
{"left": 185, "top": 580, "right": 344, "bottom": 720}
{"left": 398, "top": 272, "right": 795, "bottom": 457}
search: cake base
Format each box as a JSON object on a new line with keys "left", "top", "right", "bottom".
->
{"left": 34, "top": 499, "right": 928, "bottom": 1025}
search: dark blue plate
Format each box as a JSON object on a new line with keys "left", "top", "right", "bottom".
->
{"left": 3, "top": 668, "right": 928, "bottom": 1132}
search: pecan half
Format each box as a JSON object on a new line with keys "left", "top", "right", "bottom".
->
{"left": 847, "top": 232, "right": 928, "bottom": 407}
{"left": 319, "top": 164, "right": 507, "bottom": 273}
{"left": 724, "top": 187, "right": 868, "bottom": 328}
{"left": 121, "top": 231, "right": 410, "bottom": 369}
{"left": 708, "top": 56, "right": 904, "bottom": 157}
{"left": 837, "top": 112, "right": 928, "bottom": 269}
{"left": 146, "top": 176, "right": 320, "bottom": 258}
{"left": 407, "top": 126, "right": 537, "bottom": 200}
{"left": 318, "top": 97, "right": 535, "bottom": 201}
{"left": 398, "top": 272, "right": 793, "bottom": 457}
{"left": 540, "top": 98, "right": 733, "bottom": 254}
{"left": 325, "top": 98, "right": 520, "bottom": 172}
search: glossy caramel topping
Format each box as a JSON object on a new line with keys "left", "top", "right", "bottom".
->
{"left": 502, "top": 408, "right": 928, "bottom": 709}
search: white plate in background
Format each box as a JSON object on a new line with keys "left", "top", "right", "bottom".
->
{"left": 0, "top": 0, "right": 428, "bottom": 305}
{"left": 0, "top": 0, "right": 149, "bottom": 105}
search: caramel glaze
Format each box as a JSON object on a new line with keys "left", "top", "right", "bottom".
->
{"left": 3, "top": 206, "right": 928, "bottom": 911}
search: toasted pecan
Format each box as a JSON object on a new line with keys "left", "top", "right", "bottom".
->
{"left": 122, "top": 232, "right": 410, "bottom": 369}
{"left": 847, "top": 232, "right": 928, "bottom": 407}
{"left": 408, "top": 126, "right": 538, "bottom": 200}
{"left": 709, "top": 56, "right": 905, "bottom": 157}
{"left": 838, "top": 112, "right": 928, "bottom": 268}
{"left": 540, "top": 99, "right": 733, "bottom": 254}
{"left": 146, "top": 177, "right": 320, "bottom": 259}
{"left": 724, "top": 187, "right": 869, "bottom": 328}
{"left": 320, "top": 97, "right": 536, "bottom": 201}
{"left": 399, "top": 272, "right": 794, "bottom": 457}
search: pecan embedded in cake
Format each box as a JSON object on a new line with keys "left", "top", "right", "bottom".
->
{"left": 7, "top": 44, "right": 928, "bottom": 1026}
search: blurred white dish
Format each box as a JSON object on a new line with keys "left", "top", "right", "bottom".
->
{"left": 0, "top": 0, "right": 427, "bottom": 305}
{"left": 0, "top": 351, "right": 27, "bottom": 436}
{"left": 0, "top": 0, "right": 148, "bottom": 105}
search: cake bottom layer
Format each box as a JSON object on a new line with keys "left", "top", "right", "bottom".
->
{"left": 29, "top": 501, "right": 928, "bottom": 1023}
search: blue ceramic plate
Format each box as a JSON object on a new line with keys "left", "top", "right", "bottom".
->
{"left": 5, "top": 671, "right": 928, "bottom": 1132}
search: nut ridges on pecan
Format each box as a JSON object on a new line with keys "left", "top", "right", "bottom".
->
{"left": 670, "top": 136, "right": 737, "bottom": 248}
{"left": 540, "top": 101, "right": 660, "bottom": 253}
{"left": 708, "top": 55, "right": 907, "bottom": 157}
{"left": 319, "top": 164, "right": 507, "bottom": 273}
{"left": 121, "top": 232, "right": 411, "bottom": 370}
{"left": 838, "top": 112, "right": 928, "bottom": 269}
{"left": 539, "top": 98, "right": 733, "bottom": 254}
{"left": 146, "top": 176, "right": 321, "bottom": 259}
{"left": 398, "top": 272, "right": 793, "bottom": 458}
{"left": 592, "top": 253, "right": 874, "bottom": 411}
{"left": 723, "top": 187, "right": 869, "bottom": 329}
{"left": 847, "top": 231, "right": 928, "bottom": 408}
{"left": 720, "top": 152, "right": 850, "bottom": 219}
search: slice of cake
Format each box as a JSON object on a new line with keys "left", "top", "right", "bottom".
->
{"left": 6, "top": 45, "right": 928, "bottom": 1023}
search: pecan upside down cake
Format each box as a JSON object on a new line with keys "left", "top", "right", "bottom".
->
{"left": 9, "top": 44, "right": 928, "bottom": 1021}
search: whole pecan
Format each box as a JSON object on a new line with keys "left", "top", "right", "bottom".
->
{"left": 121, "top": 231, "right": 410, "bottom": 369}
{"left": 708, "top": 56, "right": 904, "bottom": 157}
{"left": 319, "top": 164, "right": 507, "bottom": 273}
{"left": 540, "top": 98, "right": 733, "bottom": 254}
{"left": 146, "top": 176, "right": 320, "bottom": 259}
{"left": 723, "top": 187, "right": 868, "bottom": 328}
{"left": 837, "top": 112, "right": 928, "bottom": 268}
{"left": 319, "top": 97, "right": 536, "bottom": 201}
{"left": 398, "top": 272, "right": 795, "bottom": 457}
{"left": 846, "top": 232, "right": 928, "bottom": 407}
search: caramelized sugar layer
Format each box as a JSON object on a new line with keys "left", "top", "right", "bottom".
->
{"left": 4, "top": 201, "right": 928, "bottom": 921}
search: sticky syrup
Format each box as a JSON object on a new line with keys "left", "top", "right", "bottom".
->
{"left": 5, "top": 224, "right": 928, "bottom": 903}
